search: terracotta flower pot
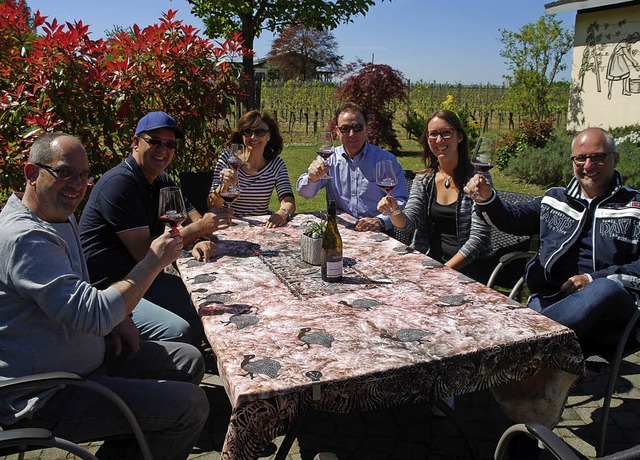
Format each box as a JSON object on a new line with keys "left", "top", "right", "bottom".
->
{"left": 300, "top": 234, "right": 322, "bottom": 265}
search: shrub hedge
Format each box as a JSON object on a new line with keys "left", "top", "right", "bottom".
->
{"left": 505, "top": 136, "right": 640, "bottom": 190}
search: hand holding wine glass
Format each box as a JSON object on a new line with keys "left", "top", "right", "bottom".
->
{"left": 158, "top": 186, "right": 187, "bottom": 233}
{"left": 376, "top": 160, "right": 401, "bottom": 217}
{"left": 315, "top": 131, "right": 334, "bottom": 179}
{"left": 376, "top": 160, "right": 398, "bottom": 196}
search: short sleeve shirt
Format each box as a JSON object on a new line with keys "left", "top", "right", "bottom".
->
{"left": 79, "top": 156, "right": 179, "bottom": 288}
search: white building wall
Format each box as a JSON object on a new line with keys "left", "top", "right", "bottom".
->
{"left": 568, "top": 3, "right": 640, "bottom": 130}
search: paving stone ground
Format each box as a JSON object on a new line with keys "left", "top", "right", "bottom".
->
{"left": 4, "top": 349, "right": 639, "bottom": 460}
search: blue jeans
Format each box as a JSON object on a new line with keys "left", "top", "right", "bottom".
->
{"left": 16, "top": 340, "right": 208, "bottom": 460}
{"left": 132, "top": 298, "right": 192, "bottom": 343}
{"left": 138, "top": 270, "right": 204, "bottom": 345}
{"left": 529, "top": 278, "right": 636, "bottom": 345}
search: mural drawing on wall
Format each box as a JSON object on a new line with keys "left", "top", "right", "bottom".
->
{"left": 579, "top": 20, "right": 640, "bottom": 99}
{"left": 606, "top": 32, "right": 640, "bottom": 98}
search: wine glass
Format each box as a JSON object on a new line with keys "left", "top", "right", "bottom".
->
{"left": 376, "top": 160, "right": 398, "bottom": 217}
{"left": 376, "top": 160, "right": 398, "bottom": 196}
{"left": 158, "top": 186, "right": 187, "bottom": 232}
{"left": 315, "top": 131, "right": 334, "bottom": 179}
{"left": 471, "top": 137, "right": 495, "bottom": 175}
{"left": 219, "top": 181, "right": 240, "bottom": 208}
{"left": 227, "top": 143, "right": 246, "bottom": 171}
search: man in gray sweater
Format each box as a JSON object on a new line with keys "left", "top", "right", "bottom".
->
{"left": 0, "top": 133, "right": 209, "bottom": 459}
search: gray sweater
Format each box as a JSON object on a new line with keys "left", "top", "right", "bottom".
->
{"left": 0, "top": 194, "right": 126, "bottom": 422}
{"left": 399, "top": 172, "right": 493, "bottom": 263}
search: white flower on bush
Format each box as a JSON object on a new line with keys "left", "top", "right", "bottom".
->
{"left": 615, "top": 132, "right": 640, "bottom": 145}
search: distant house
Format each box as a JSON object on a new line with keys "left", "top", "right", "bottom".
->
{"left": 254, "top": 57, "right": 269, "bottom": 80}
{"left": 255, "top": 53, "right": 335, "bottom": 82}
{"left": 545, "top": 0, "right": 640, "bottom": 131}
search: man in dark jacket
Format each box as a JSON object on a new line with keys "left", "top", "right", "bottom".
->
{"left": 464, "top": 127, "right": 639, "bottom": 347}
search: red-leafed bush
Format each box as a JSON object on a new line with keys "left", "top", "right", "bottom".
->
{"left": 335, "top": 61, "right": 407, "bottom": 153}
{"left": 0, "top": 1, "right": 246, "bottom": 194}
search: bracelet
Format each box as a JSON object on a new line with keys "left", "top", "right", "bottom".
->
{"left": 279, "top": 208, "right": 291, "bottom": 219}
{"left": 390, "top": 208, "right": 402, "bottom": 216}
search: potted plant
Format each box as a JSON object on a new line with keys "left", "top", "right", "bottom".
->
{"left": 300, "top": 219, "right": 326, "bottom": 265}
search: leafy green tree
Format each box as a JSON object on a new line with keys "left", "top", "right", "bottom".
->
{"left": 499, "top": 15, "right": 573, "bottom": 121}
{"left": 268, "top": 25, "right": 342, "bottom": 81}
{"left": 186, "top": 0, "right": 391, "bottom": 109}
{"left": 336, "top": 61, "right": 406, "bottom": 153}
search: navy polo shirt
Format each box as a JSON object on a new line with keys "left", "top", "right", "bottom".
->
{"left": 79, "top": 156, "right": 192, "bottom": 289}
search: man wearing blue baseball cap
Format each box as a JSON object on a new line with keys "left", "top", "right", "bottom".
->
{"left": 80, "top": 111, "right": 232, "bottom": 347}
{"left": 134, "top": 110, "right": 185, "bottom": 138}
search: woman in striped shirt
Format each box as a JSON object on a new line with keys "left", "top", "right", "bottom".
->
{"left": 208, "top": 110, "right": 296, "bottom": 228}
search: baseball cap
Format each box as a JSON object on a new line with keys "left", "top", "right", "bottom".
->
{"left": 134, "top": 111, "right": 183, "bottom": 138}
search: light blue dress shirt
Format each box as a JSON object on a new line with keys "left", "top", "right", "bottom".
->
{"left": 296, "top": 143, "right": 408, "bottom": 230}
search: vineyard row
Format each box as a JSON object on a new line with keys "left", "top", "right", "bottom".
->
{"left": 226, "top": 80, "right": 568, "bottom": 136}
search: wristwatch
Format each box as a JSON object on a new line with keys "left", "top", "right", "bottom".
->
{"left": 279, "top": 208, "right": 291, "bottom": 220}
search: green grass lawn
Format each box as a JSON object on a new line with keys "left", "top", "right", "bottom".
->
{"left": 271, "top": 139, "right": 546, "bottom": 213}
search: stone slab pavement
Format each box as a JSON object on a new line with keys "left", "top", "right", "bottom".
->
{"left": 3, "top": 349, "right": 639, "bottom": 460}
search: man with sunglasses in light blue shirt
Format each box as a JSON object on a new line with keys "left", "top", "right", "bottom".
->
{"left": 297, "top": 102, "right": 408, "bottom": 232}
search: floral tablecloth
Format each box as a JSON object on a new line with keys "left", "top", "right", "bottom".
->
{"left": 176, "top": 214, "right": 585, "bottom": 460}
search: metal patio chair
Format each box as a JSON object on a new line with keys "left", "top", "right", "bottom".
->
{"left": 487, "top": 251, "right": 640, "bottom": 457}
{"left": 0, "top": 371, "right": 153, "bottom": 460}
{"left": 495, "top": 423, "right": 640, "bottom": 460}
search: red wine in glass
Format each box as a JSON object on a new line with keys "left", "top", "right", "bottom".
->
{"left": 377, "top": 179, "right": 397, "bottom": 195}
{"left": 160, "top": 211, "right": 187, "bottom": 229}
{"left": 316, "top": 132, "right": 334, "bottom": 179}
{"left": 472, "top": 161, "right": 494, "bottom": 173}
{"left": 471, "top": 138, "right": 495, "bottom": 175}
{"left": 220, "top": 192, "right": 240, "bottom": 204}
{"left": 158, "top": 187, "right": 187, "bottom": 232}
{"left": 317, "top": 148, "right": 333, "bottom": 160}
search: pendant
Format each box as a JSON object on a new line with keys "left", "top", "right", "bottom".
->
{"left": 444, "top": 178, "right": 451, "bottom": 189}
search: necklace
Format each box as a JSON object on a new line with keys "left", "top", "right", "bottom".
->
{"left": 439, "top": 171, "right": 452, "bottom": 189}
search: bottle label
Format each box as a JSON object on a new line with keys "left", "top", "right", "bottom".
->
{"left": 325, "top": 260, "right": 343, "bottom": 278}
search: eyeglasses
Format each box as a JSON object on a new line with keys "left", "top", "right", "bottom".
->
{"left": 35, "top": 163, "right": 93, "bottom": 184}
{"left": 427, "top": 129, "right": 456, "bottom": 140}
{"left": 139, "top": 136, "right": 178, "bottom": 150}
{"left": 241, "top": 128, "right": 269, "bottom": 137}
{"left": 337, "top": 124, "right": 364, "bottom": 134}
{"left": 571, "top": 152, "right": 609, "bottom": 166}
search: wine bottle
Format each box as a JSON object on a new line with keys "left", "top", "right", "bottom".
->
{"left": 321, "top": 200, "right": 343, "bottom": 282}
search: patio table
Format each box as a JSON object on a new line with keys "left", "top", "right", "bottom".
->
{"left": 176, "top": 213, "right": 585, "bottom": 460}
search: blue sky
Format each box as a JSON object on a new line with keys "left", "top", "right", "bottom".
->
{"left": 27, "top": 0, "right": 576, "bottom": 84}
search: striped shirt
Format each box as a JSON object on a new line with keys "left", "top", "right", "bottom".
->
{"left": 210, "top": 151, "right": 294, "bottom": 216}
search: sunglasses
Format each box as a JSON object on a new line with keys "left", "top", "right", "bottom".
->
{"left": 139, "top": 136, "right": 178, "bottom": 150}
{"left": 571, "top": 152, "right": 609, "bottom": 166}
{"left": 337, "top": 124, "right": 364, "bottom": 134}
{"left": 35, "top": 163, "right": 94, "bottom": 184}
{"left": 427, "top": 129, "right": 456, "bottom": 140}
{"left": 241, "top": 128, "right": 270, "bottom": 137}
